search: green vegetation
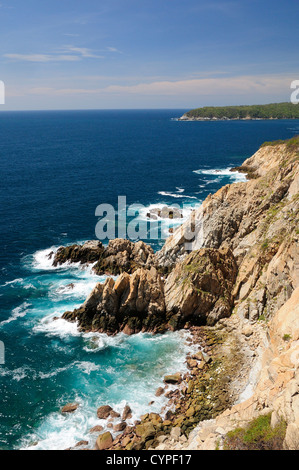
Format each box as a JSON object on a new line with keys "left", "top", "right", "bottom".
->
{"left": 223, "top": 413, "right": 287, "bottom": 450}
{"left": 184, "top": 102, "right": 299, "bottom": 120}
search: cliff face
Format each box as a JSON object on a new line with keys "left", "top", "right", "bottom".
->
{"left": 58, "top": 137, "right": 298, "bottom": 450}
{"left": 154, "top": 137, "right": 299, "bottom": 450}
{"left": 157, "top": 139, "right": 299, "bottom": 325}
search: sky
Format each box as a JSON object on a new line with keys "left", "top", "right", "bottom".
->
{"left": 0, "top": 0, "right": 298, "bottom": 110}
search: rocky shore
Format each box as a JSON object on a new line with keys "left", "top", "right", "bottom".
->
{"left": 54, "top": 136, "right": 298, "bottom": 450}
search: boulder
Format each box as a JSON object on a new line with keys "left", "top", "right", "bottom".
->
{"left": 122, "top": 405, "right": 132, "bottom": 421}
{"left": 95, "top": 432, "right": 113, "bottom": 451}
{"left": 164, "top": 373, "right": 182, "bottom": 384}
{"left": 97, "top": 405, "right": 113, "bottom": 419}
{"left": 113, "top": 422, "right": 127, "bottom": 432}
{"left": 89, "top": 425, "right": 104, "bottom": 434}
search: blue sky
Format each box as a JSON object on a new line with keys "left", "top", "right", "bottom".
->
{"left": 0, "top": 0, "right": 298, "bottom": 110}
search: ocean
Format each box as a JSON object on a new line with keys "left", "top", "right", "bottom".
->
{"left": 0, "top": 109, "right": 298, "bottom": 450}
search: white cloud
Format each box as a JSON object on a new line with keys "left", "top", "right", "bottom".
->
{"left": 4, "top": 46, "right": 104, "bottom": 63}
{"left": 60, "top": 45, "right": 104, "bottom": 59}
{"left": 4, "top": 53, "right": 80, "bottom": 62}
{"left": 106, "top": 47, "right": 122, "bottom": 54}
{"left": 25, "top": 74, "right": 292, "bottom": 98}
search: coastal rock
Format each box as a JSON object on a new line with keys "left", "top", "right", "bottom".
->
{"left": 53, "top": 240, "right": 104, "bottom": 266}
{"left": 97, "top": 405, "right": 113, "bottom": 419}
{"left": 113, "top": 422, "right": 127, "bottom": 432}
{"left": 147, "top": 206, "right": 183, "bottom": 220}
{"left": 53, "top": 238, "right": 156, "bottom": 276}
{"left": 89, "top": 425, "right": 104, "bottom": 434}
{"left": 62, "top": 267, "right": 166, "bottom": 334}
{"left": 164, "top": 247, "right": 237, "bottom": 326}
{"left": 92, "top": 239, "right": 156, "bottom": 275}
{"left": 122, "top": 405, "right": 133, "bottom": 421}
{"left": 95, "top": 432, "right": 113, "bottom": 451}
{"left": 61, "top": 403, "right": 79, "bottom": 414}
{"left": 164, "top": 373, "right": 182, "bottom": 384}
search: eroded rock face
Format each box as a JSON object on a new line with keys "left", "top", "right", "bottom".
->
{"left": 53, "top": 240, "right": 104, "bottom": 266}
{"left": 62, "top": 247, "right": 238, "bottom": 333}
{"left": 164, "top": 247, "right": 237, "bottom": 326}
{"left": 93, "top": 239, "right": 156, "bottom": 275}
{"left": 62, "top": 266, "right": 166, "bottom": 334}
{"left": 157, "top": 141, "right": 299, "bottom": 326}
{"left": 53, "top": 238, "right": 156, "bottom": 276}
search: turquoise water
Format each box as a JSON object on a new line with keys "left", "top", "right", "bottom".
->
{"left": 0, "top": 110, "right": 298, "bottom": 449}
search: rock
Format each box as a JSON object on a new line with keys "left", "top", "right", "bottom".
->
{"left": 53, "top": 238, "right": 157, "bottom": 277}
{"left": 75, "top": 440, "right": 88, "bottom": 448}
{"left": 135, "top": 422, "right": 156, "bottom": 440}
{"left": 170, "top": 427, "right": 182, "bottom": 440}
{"left": 61, "top": 403, "right": 79, "bottom": 413}
{"left": 121, "top": 436, "right": 131, "bottom": 447}
{"left": 122, "top": 405, "right": 133, "bottom": 421}
{"left": 97, "top": 405, "right": 113, "bottom": 419}
{"left": 89, "top": 425, "right": 104, "bottom": 434}
{"left": 164, "top": 373, "right": 182, "bottom": 384}
{"left": 93, "top": 239, "right": 156, "bottom": 276}
{"left": 164, "top": 248, "right": 237, "bottom": 327}
{"left": 95, "top": 432, "right": 113, "bottom": 451}
{"left": 155, "top": 387, "right": 165, "bottom": 397}
{"left": 187, "top": 358, "right": 198, "bottom": 369}
{"left": 53, "top": 240, "right": 104, "bottom": 267}
{"left": 63, "top": 266, "right": 166, "bottom": 335}
{"left": 147, "top": 206, "right": 183, "bottom": 220}
{"left": 242, "top": 324, "right": 254, "bottom": 337}
{"left": 113, "top": 422, "right": 127, "bottom": 432}
{"left": 148, "top": 413, "right": 163, "bottom": 426}
{"left": 110, "top": 410, "right": 121, "bottom": 418}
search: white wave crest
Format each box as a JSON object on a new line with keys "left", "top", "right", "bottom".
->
{"left": 193, "top": 167, "right": 247, "bottom": 182}
{"left": 0, "top": 302, "right": 31, "bottom": 327}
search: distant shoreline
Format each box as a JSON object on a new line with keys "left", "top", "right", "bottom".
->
{"left": 177, "top": 115, "right": 293, "bottom": 122}
{"left": 178, "top": 102, "right": 299, "bottom": 122}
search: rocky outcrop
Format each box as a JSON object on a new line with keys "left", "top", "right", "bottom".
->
{"left": 92, "top": 239, "right": 156, "bottom": 275}
{"left": 158, "top": 288, "right": 299, "bottom": 451}
{"left": 62, "top": 266, "right": 167, "bottom": 334}
{"left": 164, "top": 247, "right": 237, "bottom": 327}
{"left": 62, "top": 247, "right": 238, "bottom": 334}
{"left": 52, "top": 240, "right": 104, "bottom": 266}
{"left": 52, "top": 238, "right": 156, "bottom": 275}
{"left": 62, "top": 137, "right": 298, "bottom": 451}
{"left": 157, "top": 139, "right": 299, "bottom": 325}
{"left": 147, "top": 206, "right": 183, "bottom": 220}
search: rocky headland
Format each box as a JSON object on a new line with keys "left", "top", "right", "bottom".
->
{"left": 54, "top": 136, "right": 298, "bottom": 450}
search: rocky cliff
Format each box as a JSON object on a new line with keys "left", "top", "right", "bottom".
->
{"left": 154, "top": 136, "right": 299, "bottom": 450}
{"left": 56, "top": 136, "right": 298, "bottom": 450}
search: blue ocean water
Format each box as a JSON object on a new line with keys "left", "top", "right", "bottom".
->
{"left": 0, "top": 109, "right": 298, "bottom": 449}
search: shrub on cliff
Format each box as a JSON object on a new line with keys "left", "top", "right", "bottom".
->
{"left": 223, "top": 413, "right": 287, "bottom": 450}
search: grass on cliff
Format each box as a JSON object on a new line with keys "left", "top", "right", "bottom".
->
{"left": 261, "top": 135, "right": 299, "bottom": 156}
{"left": 223, "top": 413, "right": 287, "bottom": 450}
